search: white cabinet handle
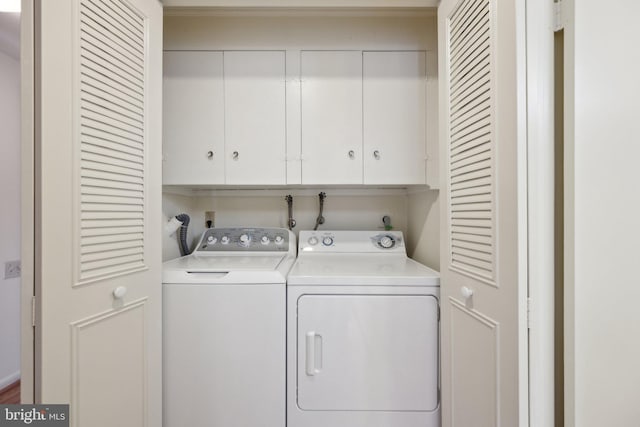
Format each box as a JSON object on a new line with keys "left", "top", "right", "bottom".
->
{"left": 461, "top": 286, "right": 474, "bottom": 299}
{"left": 207, "top": 151, "right": 214, "bottom": 159}
{"left": 113, "top": 286, "right": 127, "bottom": 299}
{"left": 232, "top": 151, "right": 239, "bottom": 160}
{"left": 348, "top": 150, "right": 355, "bottom": 159}
{"left": 373, "top": 150, "right": 381, "bottom": 160}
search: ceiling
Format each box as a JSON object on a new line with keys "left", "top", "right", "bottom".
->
{"left": 0, "top": 12, "right": 20, "bottom": 59}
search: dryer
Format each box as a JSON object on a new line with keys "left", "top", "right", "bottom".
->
{"left": 287, "top": 230, "right": 440, "bottom": 427}
{"left": 163, "top": 227, "right": 296, "bottom": 427}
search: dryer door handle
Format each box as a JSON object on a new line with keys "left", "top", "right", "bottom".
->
{"left": 305, "top": 331, "right": 322, "bottom": 376}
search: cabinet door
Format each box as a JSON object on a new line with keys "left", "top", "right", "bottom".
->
{"left": 224, "top": 51, "right": 286, "bottom": 185}
{"left": 163, "top": 51, "right": 225, "bottom": 185}
{"left": 301, "top": 51, "right": 363, "bottom": 184}
{"left": 363, "top": 51, "right": 427, "bottom": 184}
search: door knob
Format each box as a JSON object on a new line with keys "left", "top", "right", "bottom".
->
{"left": 232, "top": 151, "right": 239, "bottom": 160}
{"left": 348, "top": 150, "right": 355, "bottom": 159}
{"left": 207, "top": 151, "right": 214, "bottom": 159}
{"left": 113, "top": 286, "right": 127, "bottom": 299}
{"left": 373, "top": 150, "right": 381, "bottom": 160}
{"left": 461, "top": 286, "right": 474, "bottom": 299}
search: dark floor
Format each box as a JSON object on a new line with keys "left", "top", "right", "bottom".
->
{"left": 0, "top": 380, "right": 20, "bottom": 404}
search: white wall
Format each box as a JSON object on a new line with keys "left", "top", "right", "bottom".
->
{"left": 163, "top": 191, "right": 410, "bottom": 261}
{"left": 407, "top": 190, "right": 439, "bottom": 270}
{"left": 564, "top": 1, "right": 640, "bottom": 425}
{"left": 0, "top": 48, "right": 21, "bottom": 389}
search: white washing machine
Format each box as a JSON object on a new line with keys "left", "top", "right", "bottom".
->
{"left": 287, "top": 230, "right": 440, "bottom": 427}
{"left": 163, "top": 227, "right": 296, "bottom": 427}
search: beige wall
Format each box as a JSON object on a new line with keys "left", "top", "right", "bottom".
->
{"left": 564, "top": 0, "right": 640, "bottom": 425}
{"left": 407, "top": 190, "right": 439, "bottom": 270}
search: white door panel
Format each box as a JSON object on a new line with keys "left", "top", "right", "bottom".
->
{"left": 439, "top": 0, "right": 526, "bottom": 426}
{"left": 163, "top": 51, "right": 225, "bottom": 185}
{"left": 36, "top": 0, "right": 162, "bottom": 425}
{"left": 363, "top": 51, "right": 427, "bottom": 185}
{"left": 300, "top": 51, "right": 363, "bottom": 184}
{"left": 297, "top": 295, "right": 439, "bottom": 411}
{"left": 224, "top": 51, "right": 286, "bottom": 185}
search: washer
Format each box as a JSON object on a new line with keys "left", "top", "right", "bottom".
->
{"left": 163, "top": 227, "right": 296, "bottom": 427}
{"left": 287, "top": 230, "right": 440, "bottom": 427}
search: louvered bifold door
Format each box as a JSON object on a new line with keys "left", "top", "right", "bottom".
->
{"left": 35, "top": 0, "right": 163, "bottom": 425}
{"left": 439, "top": 0, "right": 524, "bottom": 426}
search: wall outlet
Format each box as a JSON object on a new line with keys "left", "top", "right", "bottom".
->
{"left": 205, "top": 211, "right": 215, "bottom": 228}
{"left": 4, "top": 260, "right": 21, "bottom": 279}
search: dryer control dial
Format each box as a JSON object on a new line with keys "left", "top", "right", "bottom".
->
{"left": 308, "top": 236, "right": 319, "bottom": 246}
{"left": 207, "top": 235, "right": 217, "bottom": 245}
{"left": 260, "top": 236, "right": 270, "bottom": 245}
{"left": 378, "top": 235, "right": 396, "bottom": 249}
{"left": 274, "top": 235, "right": 284, "bottom": 245}
{"left": 220, "top": 235, "right": 230, "bottom": 245}
{"left": 322, "top": 237, "right": 334, "bottom": 246}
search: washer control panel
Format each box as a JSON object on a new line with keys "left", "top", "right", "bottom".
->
{"left": 299, "top": 230, "right": 405, "bottom": 254}
{"left": 196, "top": 227, "right": 291, "bottom": 252}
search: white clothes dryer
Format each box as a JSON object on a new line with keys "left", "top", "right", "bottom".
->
{"left": 287, "top": 230, "right": 440, "bottom": 427}
{"left": 163, "top": 227, "right": 296, "bottom": 427}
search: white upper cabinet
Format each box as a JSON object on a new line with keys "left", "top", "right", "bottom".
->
{"left": 300, "top": 51, "right": 363, "bottom": 185}
{"left": 224, "top": 51, "right": 287, "bottom": 185}
{"left": 363, "top": 51, "right": 427, "bottom": 185}
{"left": 163, "top": 51, "right": 225, "bottom": 185}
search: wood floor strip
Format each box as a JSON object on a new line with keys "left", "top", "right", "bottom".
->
{"left": 0, "top": 380, "right": 20, "bottom": 404}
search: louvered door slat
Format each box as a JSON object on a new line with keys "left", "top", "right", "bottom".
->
{"left": 81, "top": 144, "right": 144, "bottom": 167}
{"left": 450, "top": 0, "right": 484, "bottom": 38}
{"left": 448, "top": 0, "right": 494, "bottom": 282}
{"left": 80, "top": 42, "right": 143, "bottom": 90}
{"left": 77, "top": 0, "right": 146, "bottom": 283}
{"left": 81, "top": 127, "right": 144, "bottom": 154}
{"left": 81, "top": 78, "right": 143, "bottom": 114}
{"left": 450, "top": 22, "right": 489, "bottom": 68}
{"left": 451, "top": 232, "right": 492, "bottom": 245}
{"left": 82, "top": 0, "right": 144, "bottom": 55}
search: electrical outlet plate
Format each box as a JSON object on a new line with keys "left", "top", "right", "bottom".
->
{"left": 4, "top": 260, "right": 21, "bottom": 279}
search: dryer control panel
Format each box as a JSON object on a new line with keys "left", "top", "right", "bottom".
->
{"left": 196, "top": 227, "right": 292, "bottom": 252}
{"left": 299, "top": 230, "right": 405, "bottom": 254}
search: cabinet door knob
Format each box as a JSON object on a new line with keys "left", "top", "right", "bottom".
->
{"left": 207, "top": 151, "right": 214, "bottom": 159}
{"left": 348, "top": 150, "right": 355, "bottom": 159}
{"left": 232, "top": 151, "right": 239, "bottom": 160}
{"left": 461, "top": 286, "right": 474, "bottom": 299}
{"left": 113, "top": 286, "right": 127, "bottom": 299}
{"left": 373, "top": 150, "right": 381, "bottom": 160}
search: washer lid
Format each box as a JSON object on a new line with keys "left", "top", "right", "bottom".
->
{"left": 287, "top": 254, "right": 440, "bottom": 286}
{"left": 163, "top": 253, "right": 291, "bottom": 284}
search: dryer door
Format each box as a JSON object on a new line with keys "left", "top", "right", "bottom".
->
{"left": 297, "top": 294, "right": 439, "bottom": 411}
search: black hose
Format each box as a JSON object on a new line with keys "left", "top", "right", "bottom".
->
{"left": 175, "top": 213, "right": 191, "bottom": 256}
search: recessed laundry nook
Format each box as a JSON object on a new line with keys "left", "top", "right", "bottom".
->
{"left": 159, "top": 8, "right": 444, "bottom": 426}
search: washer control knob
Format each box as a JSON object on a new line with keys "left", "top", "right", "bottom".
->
{"left": 207, "top": 235, "right": 217, "bottom": 244}
{"left": 221, "top": 235, "right": 230, "bottom": 245}
{"left": 379, "top": 235, "right": 395, "bottom": 249}
{"left": 261, "top": 236, "right": 270, "bottom": 245}
{"left": 308, "top": 236, "right": 319, "bottom": 246}
{"left": 239, "top": 234, "right": 251, "bottom": 246}
{"left": 322, "top": 237, "right": 334, "bottom": 246}
{"left": 274, "top": 235, "right": 284, "bottom": 245}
